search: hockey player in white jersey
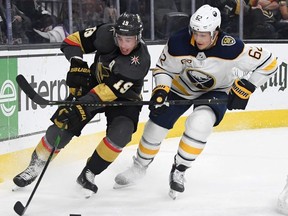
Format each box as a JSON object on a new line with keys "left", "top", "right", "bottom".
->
{"left": 114, "top": 4, "right": 278, "bottom": 199}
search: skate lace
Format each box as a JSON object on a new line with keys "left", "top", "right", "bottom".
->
{"left": 133, "top": 156, "right": 147, "bottom": 171}
{"left": 172, "top": 169, "right": 186, "bottom": 184}
{"left": 132, "top": 163, "right": 144, "bottom": 173}
{"left": 117, "top": 160, "right": 145, "bottom": 182}
{"left": 127, "top": 160, "right": 147, "bottom": 179}
{"left": 19, "top": 166, "right": 39, "bottom": 181}
{"left": 85, "top": 169, "right": 95, "bottom": 184}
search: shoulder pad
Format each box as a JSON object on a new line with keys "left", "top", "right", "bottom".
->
{"left": 205, "top": 33, "right": 244, "bottom": 59}
{"left": 94, "top": 24, "right": 117, "bottom": 54}
{"left": 76, "top": 24, "right": 116, "bottom": 53}
{"left": 167, "top": 28, "right": 197, "bottom": 56}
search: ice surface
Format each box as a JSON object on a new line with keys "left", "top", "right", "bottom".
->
{"left": 1, "top": 127, "right": 288, "bottom": 216}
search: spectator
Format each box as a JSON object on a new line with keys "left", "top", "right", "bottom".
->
{"left": 277, "top": 0, "right": 288, "bottom": 19}
{"left": 14, "top": 0, "right": 59, "bottom": 43}
{"left": 82, "top": 0, "right": 104, "bottom": 28}
{"left": 33, "top": 14, "right": 68, "bottom": 43}
{"left": 0, "top": 0, "right": 31, "bottom": 44}
{"left": 258, "top": 0, "right": 279, "bottom": 12}
{"left": 250, "top": 0, "right": 288, "bottom": 39}
{"left": 212, "top": 0, "right": 278, "bottom": 39}
{"left": 14, "top": 0, "right": 43, "bottom": 20}
{"left": 246, "top": 2, "right": 279, "bottom": 38}
{"left": 103, "top": 0, "right": 118, "bottom": 23}
{"left": 61, "top": 0, "right": 104, "bottom": 31}
{"left": 273, "top": 0, "right": 288, "bottom": 38}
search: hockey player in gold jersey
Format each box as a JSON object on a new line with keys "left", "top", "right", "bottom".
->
{"left": 13, "top": 13, "right": 151, "bottom": 198}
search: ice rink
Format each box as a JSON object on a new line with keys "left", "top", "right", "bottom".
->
{"left": 1, "top": 127, "right": 288, "bottom": 216}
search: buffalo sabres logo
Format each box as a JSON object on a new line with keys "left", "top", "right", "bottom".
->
{"left": 196, "top": 52, "right": 206, "bottom": 61}
{"left": 131, "top": 55, "right": 140, "bottom": 65}
{"left": 186, "top": 69, "right": 215, "bottom": 90}
{"left": 221, "top": 35, "right": 236, "bottom": 46}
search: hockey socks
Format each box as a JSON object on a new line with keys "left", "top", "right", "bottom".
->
{"left": 77, "top": 137, "right": 122, "bottom": 197}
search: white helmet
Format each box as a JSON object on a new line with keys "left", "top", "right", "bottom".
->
{"left": 190, "top": 4, "right": 221, "bottom": 37}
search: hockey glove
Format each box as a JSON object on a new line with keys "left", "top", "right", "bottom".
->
{"left": 52, "top": 104, "right": 91, "bottom": 135}
{"left": 66, "top": 57, "right": 92, "bottom": 97}
{"left": 227, "top": 79, "right": 256, "bottom": 110}
{"left": 149, "top": 85, "right": 170, "bottom": 116}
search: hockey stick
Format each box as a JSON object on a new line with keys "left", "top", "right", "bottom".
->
{"left": 16, "top": 74, "right": 227, "bottom": 106}
{"left": 14, "top": 127, "right": 64, "bottom": 215}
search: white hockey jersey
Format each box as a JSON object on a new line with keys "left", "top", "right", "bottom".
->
{"left": 154, "top": 28, "right": 278, "bottom": 100}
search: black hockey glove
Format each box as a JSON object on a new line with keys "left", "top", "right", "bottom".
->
{"left": 52, "top": 104, "right": 91, "bottom": 135}
{"left": 149, "top": 85, "right": 170, "bottom": 116}
{"left": 227, "top": 79, "right": 256, "bottom": 110}
{"left": 66, "top": 58, "right": 92, "bottom": 97}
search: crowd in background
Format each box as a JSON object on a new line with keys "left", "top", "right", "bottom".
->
{"left": 0, "top": 0, "right": 119, "bottom": 44}
{"left": 211, "top": 0, "right": 288, "bottom": 39}
{"left": 0, "top": 0, "right": 288, "bottom": 45}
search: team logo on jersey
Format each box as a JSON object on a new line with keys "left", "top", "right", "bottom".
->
{"left": 221, "top": 36, "right": 236, "bottom": 46}
{"left": 130, "top": 55, "right": 140, "bottom": 65}
{"left": 186, "top": 69, "right": 215, "bottom": 90}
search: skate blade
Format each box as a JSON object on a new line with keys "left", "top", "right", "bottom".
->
{"left": 169, "top": 189, "right": 178, "bottom": 200}
{"left": 113, "top": 182, "right": 135, "bottom": 189}
{"left": 79, "top": 188, "right": 95, "bottom": 199}
{"left": 12, "top": 185, "right": 23, "bottom": 192}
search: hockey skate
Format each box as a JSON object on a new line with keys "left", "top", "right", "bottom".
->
{"left": 76, "top": 167, "right": 98, "bottom": 198}
{"left": 114, "top": 156, "right": 148, "bottom": 189}
{"left": 277, "top": 176, "right": 288, "bottom": 215}
{"left": 168, "top": 163, "right": 188, "bottom": 200}
{"left": 13, "top": 151, "right": 46, "bottom": 189}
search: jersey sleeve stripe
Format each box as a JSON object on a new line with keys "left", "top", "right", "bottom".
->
{"left": 263, "top": 58, "right": 278, "bottom": 72}
{"left": 253, "top": 53, "right": 273, "bottom": 71}
{"left": 64, "top": 32, "right": 84, "bottom": 51}
{"left": 172, "top": 79, "right": 190, "bottom": 95}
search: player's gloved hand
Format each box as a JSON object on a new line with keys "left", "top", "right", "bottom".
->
{"left": 53, "top": 104, "right": 90, "bottom": 132}
{"left": 66, "top": 57, "right": 91, "bottom": 97}
{"left": 227, "top": 79, "right": 256, "bottom": 110}
{"left": 149, "top": 85, "right": 170, "bottom": 116}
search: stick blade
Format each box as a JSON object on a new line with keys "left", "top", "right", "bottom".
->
{"left": 14, "top": 201, "right": 25, "bottom": 215}
{"left": 16, "top": 74, "right": 49, "bottom": 106}
{"left": 16, "top": 75, "right": 36, "bottom": 99}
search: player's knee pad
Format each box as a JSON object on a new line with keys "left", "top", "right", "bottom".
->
{"left": 45, "top": 124, "right": 74, "bottom": 149}
{"left": 185, "top": 105, "right": 216, "bottom": 142}
{"left": 175, "top": 106, "right": 216, "bottom": 167}
{"left": 142, "top": 119, "right": 169, "bottom": 143}
{"left": 137, "top": 119, "right": 169, "bottom": 160}
{"left": 107, "top": 116, "right": 134, "bottom": 148}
